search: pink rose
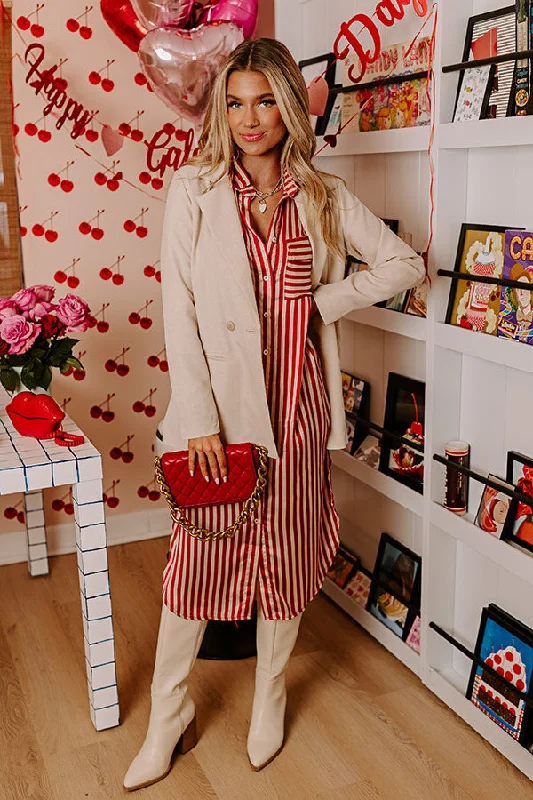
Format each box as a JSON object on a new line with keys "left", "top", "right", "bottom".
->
{"left": 12, "top": 287, "right": 37, "bottom": 313}
{"left": 0, "top": 299, "right": 18, "bottom": 320}
{"left": 33, "top": 284, "right": 55, "bottom": 302}
{"left": 0, "top": 316, "right": 41, "bottom": 355}
{"left": 56, "top": 294, "right": 90, "bottom": 332}
{"left": 28, "top": 300, "right": 57, "bottom": 321}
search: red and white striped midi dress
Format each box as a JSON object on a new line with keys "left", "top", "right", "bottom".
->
{"left": 162, "top": 161, "right": 340, "bottom": 621}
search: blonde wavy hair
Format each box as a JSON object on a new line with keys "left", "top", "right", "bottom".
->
{"left": 192, "top": 37, "right": 343, "bottom": 258}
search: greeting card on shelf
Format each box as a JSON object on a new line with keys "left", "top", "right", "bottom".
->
{"left": 498, "top": 230, "right": 533, "bottom": 346}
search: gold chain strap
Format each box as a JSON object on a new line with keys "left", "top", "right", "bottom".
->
{"left": 154, "top": 445, "right": 269, "bottom": 542}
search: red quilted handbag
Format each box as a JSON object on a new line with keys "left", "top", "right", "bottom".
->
{"left": 154, "top": 442, "right": 269, "bottom": 542}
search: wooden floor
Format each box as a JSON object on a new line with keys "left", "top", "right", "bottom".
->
{"left": 1, "top": 538, "right": 533, "bottom": 800}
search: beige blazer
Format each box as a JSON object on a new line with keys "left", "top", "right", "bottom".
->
{"left": 157, "top": 163, "right": 425, "bottom": 458}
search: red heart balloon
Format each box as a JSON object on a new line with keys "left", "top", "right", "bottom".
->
{"left": 100, "top": 0, "right": 147, "bottom": 52}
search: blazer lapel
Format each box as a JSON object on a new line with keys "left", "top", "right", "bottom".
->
{"left": 294, "top": 194, "right": 328, "bottom": 288}
{"left": 196, "top": 174, "right": 259, "bottom": 318}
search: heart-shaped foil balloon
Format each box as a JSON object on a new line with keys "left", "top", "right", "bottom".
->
{"left": 100, "top": 0, "right": 147, "bottom": 52}
{"left": 198, "top": 0, "right": 258, "bottom": 40}
{"left": 131, "top": 0, "right": 195, "bottom": 29}
{"left": 138, "top": 21, "right": 244, "bottom": 125}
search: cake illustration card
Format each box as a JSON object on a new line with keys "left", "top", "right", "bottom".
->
{"left": 503, "top": 451, "right": 533, "bottom": 554}
{"left": 498, "top": 230, "right": 533, "bottom": 346}
{"left": 445, "top": 224, "right": 508, "bottom": 335}
{"left": 475, "top": 474, "right": 513, "bottom": 538}
{"left": 467, "top": 606, "right": 533, "bottom": 743}
{"left": 345, "top": 569, "right": 372, "bottom": 608}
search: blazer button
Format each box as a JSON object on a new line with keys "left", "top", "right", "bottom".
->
{"left": 226, "top": 321, "right": 236, "bottom": 332}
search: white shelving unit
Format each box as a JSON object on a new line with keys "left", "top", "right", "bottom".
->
{"left": 277, "top": 0, "right": 533, "bottom": 782}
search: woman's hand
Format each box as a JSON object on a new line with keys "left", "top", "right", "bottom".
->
{"left": 188, "top": 434, "right": 228, "bottom": 484}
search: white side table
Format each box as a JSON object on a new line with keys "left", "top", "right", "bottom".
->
{"left": 0, "top": 400, "right": 119, "bottom": 732}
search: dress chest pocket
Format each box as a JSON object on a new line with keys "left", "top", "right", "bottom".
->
{"left": 284, "top": 236, "right": 313, "bottom": 300}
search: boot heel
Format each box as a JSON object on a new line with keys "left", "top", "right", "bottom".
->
{"left": 177, "top": 716, "right": 197, "bottom": 755}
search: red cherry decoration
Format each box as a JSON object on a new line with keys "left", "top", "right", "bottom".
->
{"left": 155, "top": 271, "right": 161, "bottom": 283}
{"left": 130, "top": 129, "right": 144, "bottom": 142}
{"left": 140, "top": 317, "right": 152, "bottom": 330}
{"left": 163, "top": 122, "right": 175, "bottom": 134}
{"left": 63, "top": 366, "right": 74, "bottom": 376}
{"left": 90, "top": 405, "right": 101, "bottom": 418}
{"left": 152, "top": 178, "right": 164, "bottom": 190}
{"left": 66, "top": 18, "right": 79, "bottom": 32}
{"left": 99, "top": 269, "right": 112, "bottom": 284}
{"left": 61, "top": 179, "right": 74, "bottom": 193}
{"left": 64, "top": 503, "right": 74, "bottom": 516}
{"left": 48, "top": 173, "right": 61, "bottom": 187}
{"left": 52, "top": 498, "right": 65, "bottom": 510}
{"left": 79, "top": 221, "right": 91, "bottom": 235}
{"left": 94, "top": 172, "right": 107, "bottom": 186}
{"left": 32, "top": 223, "right": 45, "bottom": 236}
{"left": 91, "top": 228, "right": 104, "bottom": 240}
{"left": 101, "top": 78, "right": 114, "bottom": 92}
{"left": 129, "top": 312, "right": 140, "bottom": 324}
{"left": 106, "top": 179, "right": 120, "bottom": 192}
{"left": 25, "top": 122, "right": 37, "bottom": 136}
{"left": 116, "top": 364, "right": 129, "bottom": 377}
{"left": 20, "top": 226, "right": 27, "bottom": 237}
{"left": 147, "top": 355, "right": 159, "bottom": 367}
{"left": 134, "top": 72, "right": 147, "bottom": 85}
{"left": 144, "top": 265, "right": 156, "bottom": 277}
{"left": 122, "top": 451, "right": 134, "bottom": 464}
{"left": 85, "top": 129, "right": 99, "bottom": 142}
{"left": 79, "top": 26, "right": 92, "bottom": 39}
{"left": 136, "top": 226, "right": 148, "bottom": 239}
{"left": 132, "top": 401, "right": 144, "bottom": 413}
{"left": 145, "top": 404, "right": 156, "bottom": 417}
{"left": 123, "top": 219, "right": 136, "bottom": 233}
{"left": 73, "top": 370, "right": 86, "bottom": 380}
{"left": 13, "top": 123, "right": 19, "bottom": 136}
{"left": 101, "top": 411, "right": 115, "bottom": 423}
{"left": 54, "top": 77, "right": 68, "bottom": 91}
{"left": 112, "top": 274, "right": 124, "bottom": 286}
{"left": 148, "top": 490, "right": 160, "bottom": 501}
{"left": 17, "top": 511, "right": 25, "bottom": 524}
{"left": 67, "top": 276, "right": 80, "bottom": 289}
{"left": 105, "top": 359, "right": 116, "bottom": 372}
{"left": 119, "top": 122, "right": 131, "bottom": 136}
{"left": 89, "top": 71, "right": 101, "bottom": 85}
{"left": 159, "top": 360, "right": 168, "bottom": 372}
{"left": 96, "top": 321, "right": 109, "bottom": 333}
{"left": 45, "top": 230, "right": 58, "bottom": 243}
{"left": 17, "top": 16, "right": 31, "bottom": 30}
{"left": 31, "top": 23, "right": 44, "bottom": 37}
{"left": 110, "top": 447, "right": 122, "bottom": 459}
{"left": 38, "top": 130, "right": 51, "bottom": 142}
{"left": 139, "top": 172, "right": 151, "bottom": 185}
{"left": 4, "top": 507, "right": 18, "bottom": 519}
{"left": 54, "top": 270, "right": 67, "bottom": 283}
{"left": 138, "top": 485, "right": 149, "bottom": 498}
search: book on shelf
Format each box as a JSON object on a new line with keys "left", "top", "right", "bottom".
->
{"left": 514, "top": 0, "right": 533, "bottom": 116}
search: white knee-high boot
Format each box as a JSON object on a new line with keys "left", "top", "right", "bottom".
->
{"left": 124, "top": 605, "right": 207, "bottom": 791}
{"left": 247, "top": 604, "right": 302, "bottom": 771}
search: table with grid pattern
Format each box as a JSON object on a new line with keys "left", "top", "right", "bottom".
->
{"left": 0, "top": 402, "right": 119, "bottom": 732}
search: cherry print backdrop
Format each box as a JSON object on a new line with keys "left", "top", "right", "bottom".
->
{"left": 1, "top": 0, "right": 199, "bottom": 558}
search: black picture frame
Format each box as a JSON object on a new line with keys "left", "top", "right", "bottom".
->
{"left": 326, "top": 543, "right": 359, "bottom": 589}
{"left": 341, "top": 371, "right": 370, "bottom": 454}
{"left": 457, "top": 6, "right": 518, "bottom": 120}
{"left": 367, "top": 533, "right": 422, "bottom": 642}
{"left": 502, "top": 451, "right": 533, "bottom": 555}
{"left": 298, "top": 52, "right": 337, "bottom": 137}
{"left": 444, "top": 223, "right": 510, "bottom": 333}
{"left": 378, "top": 373, "right": 425, "bottom": 494}
{"left": 466, "top": 604, "right": 533, "bottom": 747}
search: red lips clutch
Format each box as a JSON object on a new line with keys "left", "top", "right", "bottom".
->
{"left": 5, "top": 392, "right": 84, "bottom": 446}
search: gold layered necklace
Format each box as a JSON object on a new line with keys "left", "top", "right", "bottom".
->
{"left": 252, "top": 176, "right": 283, "bottom": 213}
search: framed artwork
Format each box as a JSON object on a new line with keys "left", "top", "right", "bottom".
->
{"left": 341, "top": 371, "right": 370, "bottom": 453}
{"left": 344, "top": 567, "right": 372, "bottom": 608}
{"left": 475, "top": 474, "right": 514, "bottom": 538}
{"left": 466, "top": 605, "right": 533, "bottom": 744}
{"left": 445, "top": 224, "right": 509, "bottom": 335}
{"left": 298, "top": 53, "right": 337, "bottom": 137}
{"left": 353, "top": 434, "right": 381, "bottom": 470}
{"left": 453, "top": 64, "right": 496, "bottom": 123}
{"left": 405, "top": 615, "right": 421, "bottom": 654}
{"left": 379, "top": 373, "right": 425, "bottom": 494}
{"left": 326, "top": 544, "right": 359, "bottom": 589}
{"left": 458, "top": 7, "right": 517, "bottom": 120}
{"left": 502, "top": 451, "right": 533, "bottom": 554}
{"left": 405, "top": 277, "right": 428, "bottom": 318}
{"left": 367, "top": 533, "right": 421, "bottom": 640}
{"left": 497, "top": 229, "right": 533, "bottom": 346}
{"left": 341, "top": 371, "right": 366, "bottom": 414}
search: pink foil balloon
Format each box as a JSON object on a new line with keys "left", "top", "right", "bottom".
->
{"left": 198, "top": 0, "right": 258, "bottom": 39}
{"left": 138, "top": 21, "right": 244, "bottom": 124}
{"left": 131, "top": 0, "right": 195, "bottom": 29}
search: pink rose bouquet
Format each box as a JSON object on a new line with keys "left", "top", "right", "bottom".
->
{"left": 0, "top": 284, "right": 91, "bottom": 393}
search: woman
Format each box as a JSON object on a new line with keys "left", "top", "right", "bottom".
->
{"left": 124, "top": 38, "right": 425, "bottom": 791}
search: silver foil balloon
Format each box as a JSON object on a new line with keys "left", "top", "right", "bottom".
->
{"left": 131, "top": 0, "right": 195, "bottom": 29}
{"left": 138, "top": 21, "right": 244, "bottom": 124}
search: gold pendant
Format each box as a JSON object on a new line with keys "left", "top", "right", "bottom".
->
{"left": 258, "top": 200, "right": 267, "bottom": 213}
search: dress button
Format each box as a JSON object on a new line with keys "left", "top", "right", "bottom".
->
{"left": 226, "top": 321, "right": 236, "bottom": 332}
{"left": 254, "top": 518, "right": 260, "bottom": 525}
{"left": 263, "top": 275, "right": 269, "bottom": 281}
{"left": 263, "top": 349, "right": 269, "bottom": 356}
{"left": 263, "top": 312, "right": 269, "bottom": 318}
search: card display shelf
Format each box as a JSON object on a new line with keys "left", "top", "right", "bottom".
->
{"left": 345, "top": 306, "right": 427, "bottom": 341}
{"left": 434, "top": 323, "right": 533, "bottom": 375}
{"left": 315, "top": 126, "right": 431, "bottom": 157}
{"left": 322, "top": 576, "right": 421, "bottom": 678}
{"left": 438, "top": 116, "right": 533, "bottom": 151}
{"left": 425, "top": 667, "right": 533, "bottom": 781}
{"left": 330, "top": 450, "right": 424, "bottom": 517}
{"left": 430, "top": 503, "right": 533, "bottom": 588}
